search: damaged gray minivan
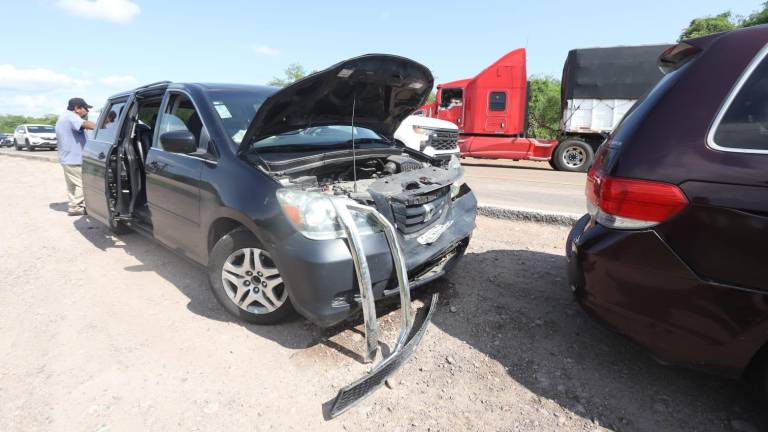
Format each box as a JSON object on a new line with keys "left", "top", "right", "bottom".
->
{"left": 84, "top": 53, "right": 476, "bottom": 326}
{"left": 82, "top": 55, "right": 477, "bottom": 413}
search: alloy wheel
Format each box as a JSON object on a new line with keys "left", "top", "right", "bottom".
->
{"left": 221, "top": 247, "right": 286, "bottom": 314}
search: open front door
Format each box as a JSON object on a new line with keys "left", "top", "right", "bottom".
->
{"left": 144, "top": 91, "right": 204, "bottom": 262}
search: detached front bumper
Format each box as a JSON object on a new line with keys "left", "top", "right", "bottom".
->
{"left": 272, "top": 189, "right": 476, "bottom": 328}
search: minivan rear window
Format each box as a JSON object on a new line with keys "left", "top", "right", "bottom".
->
{"left": 712, "top": 48, "right": 768, "bottom": 151}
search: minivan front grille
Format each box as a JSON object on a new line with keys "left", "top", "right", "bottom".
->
{"left": 428, "top": 130, "right": 459, "bottom": 151}
{"left": 391, "top": 186, "right": 450, "bottom": 234}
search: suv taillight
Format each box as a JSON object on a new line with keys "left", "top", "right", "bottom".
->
{"left": 586, "top": 164, "right": 688, "bottom": 230}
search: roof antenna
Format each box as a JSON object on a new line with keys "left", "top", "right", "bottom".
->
{"left": 351, "top": 95, "right": 357, "bottom": 193}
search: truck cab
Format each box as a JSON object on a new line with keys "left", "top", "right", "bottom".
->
{"left": 419, "top": 45, "right": 671, "bottom": 172}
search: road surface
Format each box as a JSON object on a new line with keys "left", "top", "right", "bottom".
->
{"left": 0, "top": 149, "right": 588, "bottom": 215}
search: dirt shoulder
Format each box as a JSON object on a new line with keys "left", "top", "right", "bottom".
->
{"left": 0, "top": 157, "right": 762, "bottom": 432}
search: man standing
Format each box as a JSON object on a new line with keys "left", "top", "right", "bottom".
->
{"left": 55, "top": 97, "right": 95, "bottom": 216}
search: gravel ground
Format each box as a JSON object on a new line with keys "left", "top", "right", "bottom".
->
{"left": 0, "top": 156, "right": 764, "bottom": 432}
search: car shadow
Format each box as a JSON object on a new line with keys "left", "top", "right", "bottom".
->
{"left": 72, "top": 216, "right": 358, "bottom": 351}
{"left": 49, "top": 201, "right": 69, "bottom": 212}
{"left": 421, "top": 248, "right": 767, "bottom": 432}
{"left": 70, "top": 215, "right": 400, "bottom": 361}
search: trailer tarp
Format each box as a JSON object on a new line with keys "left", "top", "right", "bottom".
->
{"left": 561, "top": 45, "right": 672, "bottom": 100}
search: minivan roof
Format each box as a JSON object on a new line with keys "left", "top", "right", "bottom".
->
{"left": 105, "top": 82, "right": 278, "bottom": 101}
{"left": 684, "top": 23, "right": 768, "bottom": 50}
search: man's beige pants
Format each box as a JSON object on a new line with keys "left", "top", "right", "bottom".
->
{"left": 62, "top": 164, "right": 84, "bottom": 212}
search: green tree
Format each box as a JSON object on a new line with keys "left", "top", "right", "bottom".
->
{"left": 679, "top": 12, "right": 738, "bottom": 40}
{"left": 268, "top": 63, "right": 312, "bottom": 87}
{"left": 0, "top": 114, "right": 58, "bottom": 133}
{"left": 426, "top": 90, "right": 436, "bottom": 104}
{"left": 743, "top": 1, "right": 768, "bottom": 27}
{"left": 527, "top": 76, "right": 561, "bottom": 140}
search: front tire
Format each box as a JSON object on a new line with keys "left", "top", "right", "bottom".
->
{"left": 208, "top": 227, "right": 295, "bottom": 325}
{"left": 14, "top": 139, "right": 20, "bottom": 151}
{"left": 25, "top": 139, "right": 32, "bottom": 151}
{"left": 553, "top": 139, "right": 594, "bottom": 172}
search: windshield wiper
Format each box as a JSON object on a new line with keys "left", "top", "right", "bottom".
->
{"left": 253, "top": 143, "right": 351, "bottom": 153}
{"left": 340, "top": 138, "right": 391, "bottom": 145}
{"left": 253, "top": 139, "right": 390, "bottom": 153}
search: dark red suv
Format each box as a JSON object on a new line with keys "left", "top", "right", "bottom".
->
{"left": 567, "top": 25, "right": 768, "bottom": 388}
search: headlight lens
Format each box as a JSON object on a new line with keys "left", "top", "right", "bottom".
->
{"left": 412, "top": 126, "right": 438, "bottom": 150}
{"left": 276, "top": 189, "right": 380, "bottom": 240}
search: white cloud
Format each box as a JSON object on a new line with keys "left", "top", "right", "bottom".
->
{"left": 0, "top": 64, "right": 88, "bottom": 92}
{"left": 253, "top": 45, "right": 280, "bottom": 56}
{"left": 0, "top": 65, "right": 130, "bottom": 115}
{"left": 55, "top": 0, "right": 141, "bottom": 24}
{"left": 1, "top": 95, "right": 63, "bottom": 117}
{"left": 100, "top": 75, "right": 138, "bottom": 88}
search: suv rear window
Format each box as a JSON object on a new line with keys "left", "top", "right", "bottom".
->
{"left": 712, "top": 49, "right": 768, "bottom": 151}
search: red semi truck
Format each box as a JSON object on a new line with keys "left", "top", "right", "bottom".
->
{"left": 416, "top": 45, "right": 670, "bottom": 171}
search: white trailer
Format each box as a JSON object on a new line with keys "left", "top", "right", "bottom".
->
{"left": 552, "top": 44, "right": 672, "bottom": 171}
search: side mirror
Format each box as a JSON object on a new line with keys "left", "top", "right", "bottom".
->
{"left": 160, "top": 130, "right": 196, "bottom": 154}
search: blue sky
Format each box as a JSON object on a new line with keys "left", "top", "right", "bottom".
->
{"left": 0, "top": 0, "right": 761, "bottom": 115}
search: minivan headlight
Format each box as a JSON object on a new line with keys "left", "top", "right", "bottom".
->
{"left": 276, "top": 189, "right": 379, "bottom": 240}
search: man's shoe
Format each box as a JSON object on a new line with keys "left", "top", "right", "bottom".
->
{"left": 67, "top": 209, "right": 85, "bottom": 216}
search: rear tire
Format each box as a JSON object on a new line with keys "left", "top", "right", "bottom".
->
{"left": 553, "top": 139, "right": 594, "bottom": 172}
{"left": 208, "top": 227, "right": 296, "bottom": 325}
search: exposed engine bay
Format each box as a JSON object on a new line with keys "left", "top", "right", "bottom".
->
{"left": 273, "top": 153, "right": 459, "bottom": 200}
{"left": 266, "top": 150, "right": 465, "bottom": 235}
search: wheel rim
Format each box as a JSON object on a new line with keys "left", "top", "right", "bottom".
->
{"left": 221, "top": 248, "right": 286, "bottom": 314}
{"left": 562, "top": 146, "right": 586, "bottom": 168}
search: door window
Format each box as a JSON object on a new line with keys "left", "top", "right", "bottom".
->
{"left": 156, "top": 94, "right": 204, "bottom": 150}
{"left": 439, "top": 88, "right": 463, "bottom": 109}
{"left": 712, "top": 49, "right": 768, "bottom": 151}
{"left": 95, "top": 100, "right": 127, "bottom": 142}
{"left": 489, "top": 91, "right": 507, "bottom": 112}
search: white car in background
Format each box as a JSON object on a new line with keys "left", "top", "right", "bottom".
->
{"left": 13, "top": 124, "right": 57, "bottom": 151}
{"left": 395, "top": 115, "right": 459, "bottom": 161}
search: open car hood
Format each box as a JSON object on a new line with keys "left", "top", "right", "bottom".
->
{"left": 238, "top": 54, "right": 434, "bottom": 154}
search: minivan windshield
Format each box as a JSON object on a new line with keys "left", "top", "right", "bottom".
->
{"left": 206, "top": 89, "right": 270, "bottom": 145}
{"left": 27, "top": 126, "right": 54, "bottom": 134}
{"left": 207, "top": 88, "right": 389, "bottom": 151}
{"left": 252, "top": 126, "right": 386, "bottom": 150}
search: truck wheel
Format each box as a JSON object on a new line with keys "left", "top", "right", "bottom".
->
{"left": 553, "top": 140, "right": 594, "bottom": 172}
{"left": 25, "top": 139, "right": 32, "bottom": 151}
{"left": 14, "top": 139, "right": 20, "bottom": 151}
{"left": 208, "top": 227, "right": 296, "bottom": 325}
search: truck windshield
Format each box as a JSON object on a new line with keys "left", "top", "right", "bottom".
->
{"left": 440, "top": 88, "right": 463, "bottom": 108}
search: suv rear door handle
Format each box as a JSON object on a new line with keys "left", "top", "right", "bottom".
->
{"left": 147, "top": 161, "right": 159, "bottom": 172}
{"left": 97, "top": 152, "right": 105, "bottom": 160}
